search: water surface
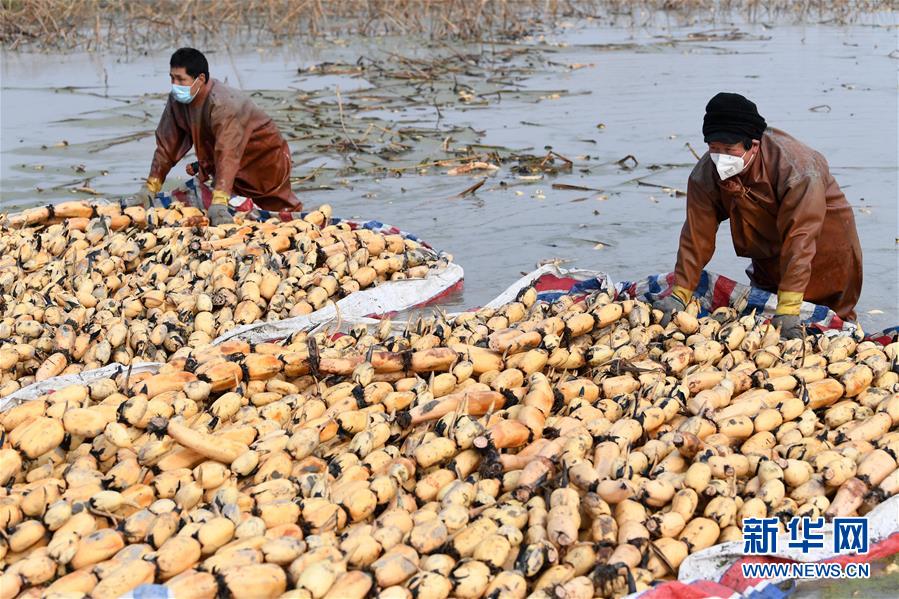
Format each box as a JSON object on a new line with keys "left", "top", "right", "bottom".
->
{"left": 2, "top": 18, "right": 896, "bottom": 329}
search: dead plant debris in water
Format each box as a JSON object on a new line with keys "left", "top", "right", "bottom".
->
{"left": 3, "top": 39, "right": 591, "bottom": 200}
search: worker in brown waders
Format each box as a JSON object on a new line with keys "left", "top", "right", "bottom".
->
{"left": 654, "top": 92, "right": 863, "bottom": 338}
{"left": 133, "top": 47, "right": 301, "bottom": 225}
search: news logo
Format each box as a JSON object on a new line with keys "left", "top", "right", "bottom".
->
{"left": 743, "top": 516, "right": 870, "bottom": 555}
{"left": 741, "top": 516, "right": 871, "bottom": 580}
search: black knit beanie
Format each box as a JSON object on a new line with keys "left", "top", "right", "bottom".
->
{"left": 703, "top": 92, "right": 767, "bottom": 143}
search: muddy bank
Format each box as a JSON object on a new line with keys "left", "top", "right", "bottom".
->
{"left": 1, "top": 16, "right": 896, "bottom": 330}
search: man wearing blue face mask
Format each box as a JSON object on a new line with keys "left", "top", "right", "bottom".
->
{"left": 133, "top": 48, "right": 300, "bottom": 224}
{"left": 654, "top": 92, "right": 863, "bottom": 337}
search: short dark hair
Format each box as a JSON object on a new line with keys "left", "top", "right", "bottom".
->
{"left": 170, "top": 48, "right": 209, "bottom": 82}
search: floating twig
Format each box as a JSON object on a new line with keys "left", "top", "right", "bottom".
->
{"left": 455, "top": 177, "right": 487, "bottom": 198}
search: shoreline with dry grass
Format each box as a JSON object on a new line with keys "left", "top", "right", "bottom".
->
{"left": 1, "top": 0, "right": 894, "bottom": 52}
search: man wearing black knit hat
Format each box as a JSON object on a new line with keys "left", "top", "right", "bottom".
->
{"left": 654, "top": 92, "right": 863, "bottom": 337}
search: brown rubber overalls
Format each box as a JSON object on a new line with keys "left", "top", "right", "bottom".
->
{"left": 674, "top": 128, "right": 862, "bottom": 320}
{"left": 150, "top": 79, "right": 299, "bottom": 211}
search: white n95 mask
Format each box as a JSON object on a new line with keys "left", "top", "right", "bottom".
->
{"left": 710, "top": 151, "right": 748, "bottom": 180}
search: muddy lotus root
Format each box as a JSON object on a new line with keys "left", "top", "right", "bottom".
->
{"left": 0, "top": 288, "right": 897, "bottom": 598}
{"left": 0, "top": 201, "right": 446, "bottom": 397}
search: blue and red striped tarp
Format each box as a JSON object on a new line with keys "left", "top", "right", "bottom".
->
{"left": 630, "top": 533, "right": 899, "bottom": 599}
{"left": 521, "top": 268, "right": 865, "bottom": 334}
{"left": 618, "top": 271, "right": 849, "bottom": 331}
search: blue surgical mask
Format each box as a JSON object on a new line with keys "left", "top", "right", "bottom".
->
{"left": 171, "top": 79, "right": 199, "bottom": 104}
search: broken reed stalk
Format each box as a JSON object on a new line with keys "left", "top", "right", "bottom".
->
{"left": 334, "top": 86, "right": 361, "bottom": 153}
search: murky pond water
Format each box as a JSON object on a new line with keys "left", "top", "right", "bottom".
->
{"left": 2, "top": 16, "right": 896, "bottom": 330}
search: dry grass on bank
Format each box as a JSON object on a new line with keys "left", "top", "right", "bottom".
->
{"left": 0, "top": 0, "right": 891, "bottom": 51}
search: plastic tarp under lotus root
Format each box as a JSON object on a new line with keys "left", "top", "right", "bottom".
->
{"left": 483, "top": 265, "right": 863, "bottom": 333}
{"left": 209, "top": 210, "right": 462, "bottom": 341}
{"left": 303, "top": 264, "right": 874, "bottom": 341}
{"left": 624, "top": 495, "right": 899, "bottom": 599}
{"left": 0, "top": 212, "right": 461, "bottom": 404}
{"left": 205, "top": 213, "right": 464, "bottom": 345}
{"left": 212, "top": 262, "right": 463, "bottom": 345}
{"left": 0, "top": 361, "right": 161, "bottom": 412}
{"left": 0, "top": 258, "right": 461, "bottom": 410}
